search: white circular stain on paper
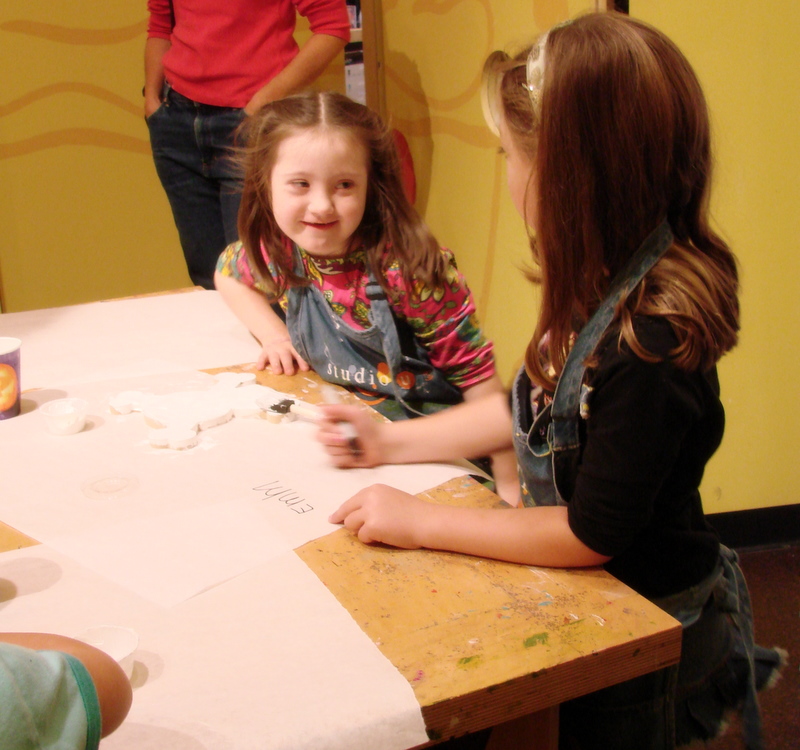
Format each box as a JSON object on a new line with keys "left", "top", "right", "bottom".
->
{"left": 81, "top": 475, "right": 139, "bottom": 500}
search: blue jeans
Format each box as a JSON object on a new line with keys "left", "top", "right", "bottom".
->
{"left": 147, "top": 83, "right": 246, "bottom": 289}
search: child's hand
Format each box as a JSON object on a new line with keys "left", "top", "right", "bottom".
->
{"left": 316, "top": 403, "right": 380, "bottom": 468}
{"left": 329, "top": 484, "right": 433, "bottom": 548}
{"left": 257, "top": 338, "right": 309, "bottom": 374}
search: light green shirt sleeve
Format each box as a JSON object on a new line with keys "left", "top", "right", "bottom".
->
{"left": 0, "top": 643, "right": 101, "bottom": 750}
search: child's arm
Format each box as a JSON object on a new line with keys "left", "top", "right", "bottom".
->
{"left": 214, "top": 271, "right": 309, "bottom": 374}
{"left": 461, "top": 375, "right": 521, "bottom": 507}
{"left": 0, "top": 632, "right": 133, "bottom": 738}
{"left": 329, "top": 486, "right": 610, "bottom": 568}
{"left": 320, "top": 395, "right": 608, "bottom": 566}
{"left": 318, "top": 390, "right": 514, "bottom": 467}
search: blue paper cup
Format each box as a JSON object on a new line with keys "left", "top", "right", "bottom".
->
{"left": 0, "top": 337, "right": 21, "bottom": 419}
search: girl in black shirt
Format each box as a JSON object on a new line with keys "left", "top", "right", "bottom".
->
{"left": 317, "top": 12, "right": 784, "bottom": 750}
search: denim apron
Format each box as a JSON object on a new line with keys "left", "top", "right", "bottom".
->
{"left": 511, "top": 222, "right": 780, "bottom": 749}
{"left": 285, "top": 247, "right": 463, "bottom": 418}
{"left": 512, "top": 221, "right": 674, "bottom": 508}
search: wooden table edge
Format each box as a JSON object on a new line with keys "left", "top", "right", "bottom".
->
{"left": 415, "top": 623, "right": 682, "bottom": 744}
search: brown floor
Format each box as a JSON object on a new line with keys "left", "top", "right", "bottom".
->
{"left": 703, "top": 544, "right": 798, "bottom": 750}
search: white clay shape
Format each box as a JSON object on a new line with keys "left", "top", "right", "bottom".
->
{"left": 148, "top": 426, "right": 199, "bottom": 450}
{"left": 110, "top": 379, "right": 316, "bottom": 447}
{"left": 108, "top": 391, "right": 146, "bottom": 415}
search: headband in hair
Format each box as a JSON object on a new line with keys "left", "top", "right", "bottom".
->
{"left": 525, "top": 32, "right": 549, "bottom": 113}
{"left": 480, "top": 32, "right": 549, "bottom": 136}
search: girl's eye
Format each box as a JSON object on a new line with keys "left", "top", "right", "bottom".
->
{"left": 337, "top": 180, "right": 355, "bottom": 190}
{"left": 291, "top": 180, "right": 309, "bottom": 188}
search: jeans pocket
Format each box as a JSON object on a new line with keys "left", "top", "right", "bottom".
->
{"left": 145, "top": 103, "right": 166, "bottom": 126}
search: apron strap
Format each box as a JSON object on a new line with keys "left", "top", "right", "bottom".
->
{"left": 550, "top": 221, "right": 674, "bottom": 450}
{"left": 364, "top": 272, "right": 428, "bottom": 418}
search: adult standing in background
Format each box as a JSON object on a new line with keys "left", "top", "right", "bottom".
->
{"left": 144, "top": 1, "right": 351, "bottom": 289}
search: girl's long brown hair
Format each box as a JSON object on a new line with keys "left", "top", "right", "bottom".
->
{"left": 236, "top": 91, "right": 447, "bottom": 299}
{"left": 499, "top": 12, "right": 739, "bottom": 389}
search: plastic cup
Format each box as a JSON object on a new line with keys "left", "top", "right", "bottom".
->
{"left": 0, "top": 337, "right": 21, "bottom": 420}
{"left": 40, "top": 397, "right": 89, "bottom": 435}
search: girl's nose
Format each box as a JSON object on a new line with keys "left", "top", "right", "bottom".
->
{"left": 308, "top": 189, "right": 334, "bottom": 216}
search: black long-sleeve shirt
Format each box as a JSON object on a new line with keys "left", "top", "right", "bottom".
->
{"left": 563, "top": 317, "right": 722, "bottom": 598}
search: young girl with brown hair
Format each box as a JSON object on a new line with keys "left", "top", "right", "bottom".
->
{"left": 319, "top": 12, "right": 784, "bottom": 749}
{"left": 214, "top": 91, "right": 518, "bottom": 501}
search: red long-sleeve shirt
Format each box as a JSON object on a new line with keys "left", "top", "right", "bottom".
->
{"left": 147, "top": 0, "right": 351, "bottom": 108}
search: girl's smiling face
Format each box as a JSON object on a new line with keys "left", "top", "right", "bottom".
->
{"left": 269, "top": 128, "right": 369, "bottom": 259}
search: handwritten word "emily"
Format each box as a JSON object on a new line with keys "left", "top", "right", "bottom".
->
{"left": 253, "top": 480, "right": 313, "bottom": 514}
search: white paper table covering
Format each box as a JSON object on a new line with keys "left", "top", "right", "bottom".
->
{"left": 0, "top": 546, "right": 429, "bottom": 750}
{"left": 1, "top": 373, "right": 473, "bottom": 606}
{"left": 0, "top": 291, "right": 259, "bottom": 389}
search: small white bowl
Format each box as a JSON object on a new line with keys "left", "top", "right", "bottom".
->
{"left": 40, "top": 397, "right": 89, "bottom": 435}
{"left": 75, "top": 625, "right": 139, "bottom": 679}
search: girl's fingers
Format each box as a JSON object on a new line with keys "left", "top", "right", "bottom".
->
{"left": 317, "top": 405, "right": 381, "bottom": 468}
{"left": 326, "top": 449, "right": 360, "bottom": 470}
{"left": 342, "top": 510, "right": 366, "bottom": 535}
{"left": 329, "top": 495, "right": 363, "bottom": 524}
{"left": 278, "top": 352, "right": 296, "bottom": 375}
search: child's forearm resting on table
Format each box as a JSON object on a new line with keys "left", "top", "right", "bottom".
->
{"left": 329, "top": 487, "right": 610, "bottom": 568}
{"left": 214, "top": 271, "right": 308, "bottom": 373}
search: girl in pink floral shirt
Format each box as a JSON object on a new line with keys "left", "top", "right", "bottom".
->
{"left": 217, "top": 241, "right": 495, "bottom": 396}
{"left": 215, "top": 91, "right": 518, "bottom": 502}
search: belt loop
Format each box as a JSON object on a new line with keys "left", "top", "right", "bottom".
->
{"left": 161, "top": 79, "right": 172, "bottom": 106}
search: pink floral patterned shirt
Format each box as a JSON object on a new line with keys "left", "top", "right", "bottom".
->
{"left": 216, "top": 241, "right": 496, "bottom": 389}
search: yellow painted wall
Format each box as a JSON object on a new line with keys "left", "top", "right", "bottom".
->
{"left": 0, "top": 5, "right": 343, "bottom": 312}
{"left": 0, "top": 6, "right": 188, "bottom": 310}
{"left": 1, "top": 2, "right": 796, "bottom": 514}
{"left": 631, "top": 0, "right": 800, "bottom": 512}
